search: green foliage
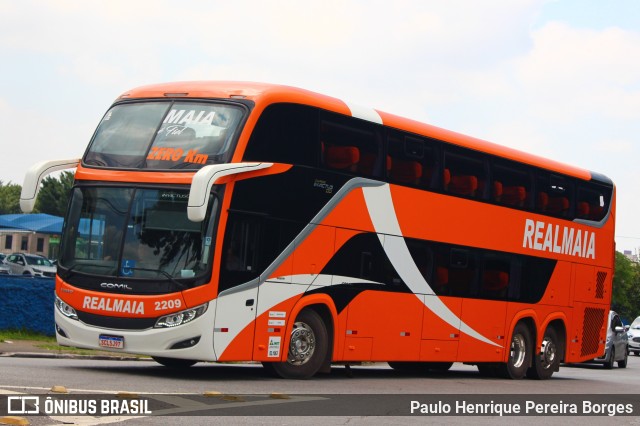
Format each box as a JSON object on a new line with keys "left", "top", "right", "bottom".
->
{"left": 0, "top": 180, "right": 22, "bottom": 214}
{"left": 0, "top": 329, "right": 56, "bottom": 342}
{"left": 33, "top": 171, "right": 74, "bottom": 217}
{"left": 612, "top": 251, "right": 640, "bottom": 322}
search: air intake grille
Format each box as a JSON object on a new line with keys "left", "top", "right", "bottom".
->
{"left": 595, "top": 271, "right": 606, "bottom": 299}
{"left": 581, "top": 307, "right": 605, "bottom": 357}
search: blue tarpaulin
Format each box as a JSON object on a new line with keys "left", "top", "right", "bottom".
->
{"left": 0, "top": 213, "right": 63, "bottom": 234}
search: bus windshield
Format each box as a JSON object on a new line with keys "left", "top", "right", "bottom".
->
{"left": 84, "top": 101, "right": 245, "bottom": 170}
{"left": 59, "top": 186, "right": 218, "bottom": 282}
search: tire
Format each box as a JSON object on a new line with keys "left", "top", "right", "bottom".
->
{"left": 618, "top": 348, "right": 628, "bottom": 368}
{"left": 498, "top": 323, "right": 532, "bottom": 379}
{"left": 527, "top": 327, "right": 561, "bottom": 380}
{"left": 604, "top": 347, "right": 615, "bottom": 369}
{"left": 265, "top": 309, "right": 328, "bottom": 379}
{"left": 152, "top": 356, "right": 198, "bottom": 368}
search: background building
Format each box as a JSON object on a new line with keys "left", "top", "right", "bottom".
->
{"left": 0, "top": 214, "right": 63, "bottom": 260}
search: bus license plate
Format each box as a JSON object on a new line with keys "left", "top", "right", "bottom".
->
{"left": 99, "top": 334, "right": 124, "bottom": 349}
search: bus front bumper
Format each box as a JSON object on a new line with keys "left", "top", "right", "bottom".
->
{"left": 53, "top": 300, "right": 218, "bottom": 362}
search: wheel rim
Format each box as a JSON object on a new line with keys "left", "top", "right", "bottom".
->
{"left": 288, "top": 321, "right": 316, "bottom": 366}
{"left": 510, "top": 333, "right": 526, "bottom": 368}
{"left": 539, "top": 336, "right": 556, "bottom": 370}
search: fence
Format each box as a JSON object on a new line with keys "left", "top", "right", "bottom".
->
{"left": 0, "top": 276, "right": 55, "bottom": 335}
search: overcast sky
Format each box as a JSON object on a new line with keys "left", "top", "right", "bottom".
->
{"left": 1, "top": 0, "right": 639, "bottom": 253}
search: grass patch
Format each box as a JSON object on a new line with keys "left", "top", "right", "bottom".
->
{"left": 0, "top": 329, "right": 55, "bottom": 342}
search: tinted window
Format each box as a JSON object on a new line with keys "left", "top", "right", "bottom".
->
{"left": 576, "top": 182, "right": 610, "bottom": 221}
{"left": 243, "top": 103, "right": 319, "bottom": 166}
{"left": 492, "top": 161, "right": 532, "bottom": 209}
{"left": 320, "top": 112, "right": 382, "bottom": 177}
{"left": 387, "top": 132, "right": 438, "bottom": 188}
{"left": 444, "top": 148, "right": 487, "bottom": 199}
{"left": 85, "top": 101, "right": 244, "bottom": 170}
{"left": 536, "top": 173, "right": 573, "bottom": 218}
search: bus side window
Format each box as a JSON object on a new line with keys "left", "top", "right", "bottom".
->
{"left": 219, "top": 215, "right": 260, "bottom": 292}
{"left": 577, "top": 182, "right": 609, "bottom": 221}
{"left": 492, "top": 162, "right": 532, "bottom": 209}
{"left": 444, "top": 148, "right": 486, "bottom": 199}
{"left": 480, "top": 254, "right": 510, "bottom": 300}
{"left": 243, "top": 103, "right": 318, "bottom": 167}
{"left": 448, "top": 247, "right": 475, "bottom": 297}
{"left": 387, "top": 133, "right": 438, "bottom": 189}
{"left": 536, "top": 174, "right": 573, "bottom": 218}
{"left": 319, "top": 112, "right": 382, "bottom": 177}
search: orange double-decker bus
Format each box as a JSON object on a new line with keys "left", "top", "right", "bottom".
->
{"left": 21, "top": 81, "right": 615, "bottom": 379}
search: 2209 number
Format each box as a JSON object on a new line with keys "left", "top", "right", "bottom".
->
{"left": 155, "top": 299, "right": 182, "bottom": 311}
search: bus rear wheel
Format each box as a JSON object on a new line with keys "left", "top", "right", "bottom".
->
{"left": 498, "top": 323, "right": 532, "bottom": 379}
{"left": 152, "top": 356, "right": 197, "bottom": 368}
{"left": 264, "top": 309, "right": 328, "bottom": 379}
{"left": 527, "top": 327, "right": 560, "bottom": 380}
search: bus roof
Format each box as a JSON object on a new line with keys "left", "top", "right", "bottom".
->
{"left": 119, "top": 81, "right": 600, "bottom": 183}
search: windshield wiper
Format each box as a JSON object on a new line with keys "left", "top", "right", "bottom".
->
{"left": 123, "top": 267, "right": 191, "bottom": 290}
{"left": 61, "top": 262, "right": 114, "bottom": 279}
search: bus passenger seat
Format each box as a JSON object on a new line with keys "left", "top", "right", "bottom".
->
{"left": 358, "top": 153, "right": 391, "bottom": 176}
{"left": 443, "top": 169, "right": 451, "bottom": 187}
{"left": 589, "top": 204, "right": 604, "bottom": 220}
{"left": 537, "top": 192, "right": 549, "bottom": 211}
{"left": 483, "top": 270, "right": 509, "bottom": 291}
{"left": 325, "top": 145, "right": 360, "bottom": 172}
{"left": 390, "top": 159, "right": 422, "bottom": 185}
{"left": 434, "top": 266, "right": 449, "bottom": 295}
{"left": 483, "top": 270, "right": 509, "bottom": 298}
{"left": 502, "top": 186, "right": 526, "bottom": 207}
{"left": 577, "top": 202, "right": 590, "bottom": 219}
{"left": 448, "top": 175, "right": 478, "bottom": 196}
{"left": 547, "top": 196, "right": 569, "bottom": 215}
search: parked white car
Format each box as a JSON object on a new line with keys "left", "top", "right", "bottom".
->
{"left": 627, "top": 316, "right": 640, "bottom": 356}
{"left": 5, "top": 253, "right": 56, "bottom": 278}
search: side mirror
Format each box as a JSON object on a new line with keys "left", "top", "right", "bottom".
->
{"left": 625, "top": 325, "right": 630, "bottom": 331}
{"left": 614, "top": 326, "right": 624, "bottom": 333}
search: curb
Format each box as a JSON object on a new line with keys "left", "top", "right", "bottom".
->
{"left": 0, "top": 352, "right": 150, "bottom": 361}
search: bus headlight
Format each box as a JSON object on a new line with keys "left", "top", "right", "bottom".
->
{"left": 55, "top": 296, "right": 78, "bottom": 320}
{"left": 155, "top": 303, "right": 208, "bottom": 328}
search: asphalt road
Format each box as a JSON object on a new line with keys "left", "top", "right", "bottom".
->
{"left": 1, "top": 355, "right": 640, "bottom": 425}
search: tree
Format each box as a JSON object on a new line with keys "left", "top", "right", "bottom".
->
{"left": 0, "top": 181, "right": 22, "bottom": 214}
{"left": 612, "top": 251, "right": 640, "bottom": 322}
{"left": 34, "top": 171, "right": 74, "bottom": 217}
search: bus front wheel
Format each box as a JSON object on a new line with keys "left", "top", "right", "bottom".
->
{"left": 499, "top": 323, "right": 532, "bottom": 379}
{"left": 265, "top": 309, "right": 329, "bottom": 379}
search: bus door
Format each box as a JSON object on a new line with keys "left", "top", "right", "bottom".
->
{"left": 213, "top": 215, "right": 262, "bottom": 360}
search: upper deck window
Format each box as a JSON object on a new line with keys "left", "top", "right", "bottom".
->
{"left": 84, "top": 101, "right": 245, "bottom": 171}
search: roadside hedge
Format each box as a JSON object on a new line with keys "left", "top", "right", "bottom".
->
{"left": 0, "top": 276, "right": 55, "bottom": 336}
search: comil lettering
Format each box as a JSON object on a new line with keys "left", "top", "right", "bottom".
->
{"left": 523, "top": 219, "right": 595, "bottom": 259}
